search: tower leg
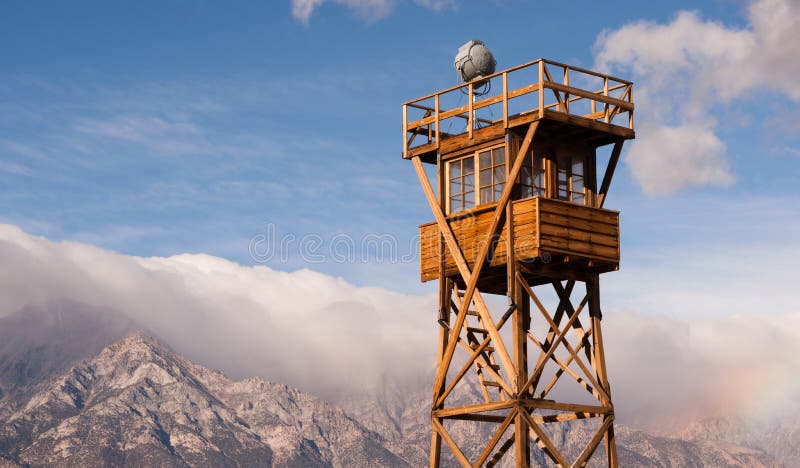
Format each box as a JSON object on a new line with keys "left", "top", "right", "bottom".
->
{"left": 588, "top": 275, "right": 618, "bottom": 468}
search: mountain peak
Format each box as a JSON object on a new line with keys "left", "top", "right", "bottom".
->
{"left": 0, "top": 334, "right": 410, "bottom": 467}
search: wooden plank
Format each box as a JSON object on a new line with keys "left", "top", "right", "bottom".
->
{"left": 544, "top": 81, "right": 633, "bottom": 111}
{"left": 433, "top": 400, "right": 517, "bottom": 418}
{"left": 539, "top": 223, "right": 619, "bottom": 248}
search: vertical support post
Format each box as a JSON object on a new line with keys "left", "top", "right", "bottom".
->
{"left": 538, "top": 61, "right": 544, "bottom": 118}
{"left": 628, "top": 85, "right": 634, "bottom": 130}
{"left": 505, "top": 131, "right": 530, "bottom": 468}
{"left": 403, "top": 104, "right": 408, "bottom": 157}
{"left": 434, "top": 94, "right": 440, "bottom": 149}
{"left": 503, "top": 72, "right": 509, "bottom": 129}
{"left": 431, "top": 152, "right": 449, "bottom": 468}
{"left": 588, "top": 274, "right": 618, "bottom": 467}
{"left": 603, "top": 78, "right": 609, "bottom": 123}
{"left": 563, "top": 66, "right": 570, "bottom": 113}
{"left": 468, "top": 82, "right": 474, "bottom": 139}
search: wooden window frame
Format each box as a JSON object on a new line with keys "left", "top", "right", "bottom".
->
{"left": 445, "top": 143, "right": 507, "bottom": 214}
{"left": 520, "top": 149, "right": 546, "bottom": 199}
{"left": 555, "top": 152, "right": 588, "bottom": 205}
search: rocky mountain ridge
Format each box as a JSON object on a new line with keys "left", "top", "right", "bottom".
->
{"left": 0, "top": 333, "right": 407, "bottom": 467}
{"left": 0, "top": 303, "right": 791, "bottom": 467}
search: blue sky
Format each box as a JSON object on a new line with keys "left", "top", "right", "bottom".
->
{"left": 1, "top": 0, "right": 799, "bottom": 307}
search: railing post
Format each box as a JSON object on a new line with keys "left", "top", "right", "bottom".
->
{"left": 603, "top": 78, "right": 609, "bottom": 123}
{"left": 538, "top": 60, "right": 544, "bottom": 118}
{"left": 503, "top": 72, "right": 508, "bottom": 129}
{"left": 403, "top": 104, "right": 408, "bottom": 157}
{"left": 628, "top": 85, "right": 634, "bottom": 129}
{"left": 563, "top": 66, "right": 570, "bottom": 113}
{"left": 435, "top": 94, "right": 440, "bottom": 148}
{"left": 468, "top": 82, "right": 474, "bottom": 139}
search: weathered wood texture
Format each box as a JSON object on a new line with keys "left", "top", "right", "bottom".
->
{"left": 419, "top": 197, "right": 619, "bottom": 282}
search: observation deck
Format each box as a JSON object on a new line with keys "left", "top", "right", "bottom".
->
{"left": 402, "top": 58, "right": 634, "bottom": 164}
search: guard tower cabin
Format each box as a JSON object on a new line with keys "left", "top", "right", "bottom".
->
{"left": 404, "top": 59, "right": 634, "bottom": 294}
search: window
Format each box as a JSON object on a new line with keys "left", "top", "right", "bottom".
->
{"left": 478, "top": 147, "right": 506, "bottom": 204}
{"left": 448, "top": 157, "right": 475, "bottom": 213}
{"left": 446, "top": 145, "right": 506, "bottom": 213}
{"left": 556, "top": 153, "right": 586, "bottom": 204}
{"left": 520, "top": 151, "right": 545, "bottom": 198}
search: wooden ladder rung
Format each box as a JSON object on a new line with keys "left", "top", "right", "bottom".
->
{"left": 467, "top": 326, "right": 488, "bottom": 334}
{"left": 482, "top": 380, "right": 503, "bottom": 388}
{"left": 470, "top": 344, "right": 495, "bottom": 352}
{"left": 466, "top": 310, "right": 480, "bottom": 316}
{"left": 478, "top": 362, "right": 501, "bottom": 371}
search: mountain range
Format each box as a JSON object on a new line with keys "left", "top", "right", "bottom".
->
{"left": 0, "top": 302, "right": 794, "bottom": 467}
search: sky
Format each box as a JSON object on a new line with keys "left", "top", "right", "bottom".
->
{"left": 1, "top": 0, "right": 799, "bottom": 429}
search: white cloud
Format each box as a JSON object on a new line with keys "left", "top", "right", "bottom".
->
{"left": 292, "top": 0, "right": 394, "bottom": 24}
{"left": 413, "top": 0, "right": 458, "bottom": 13}
{"left": 290, "top": 0, "right": 458, "bottom": 24}
{"left": 605, "top": 310, "right": 800, "bottom": 431}
{"left": 594, "top": 0, "right": 800, "bottom": 194}
{"left": 0, "top": 224, "right": 435, "bottom": 399}
{"left": 626, "top": 124, "right": 732, "bottom": 195}
{"left": 1, "top": 224, "right": 799, "bottom": 429}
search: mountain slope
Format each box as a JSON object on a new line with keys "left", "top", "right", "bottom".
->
{"left": 0, "top": 334, "right": 407, "bottom": 467}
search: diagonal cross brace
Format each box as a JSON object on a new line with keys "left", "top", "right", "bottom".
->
{"left": 414, "top": 121, "right": 540, "bottom": 400}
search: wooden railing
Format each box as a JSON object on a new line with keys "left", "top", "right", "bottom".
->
{"left": 402, "top": 58, "right": 634, "bottom": 157}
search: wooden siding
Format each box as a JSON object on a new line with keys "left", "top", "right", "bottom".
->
{"left": 419, "top": 197, "right": 619, "bottom": 282}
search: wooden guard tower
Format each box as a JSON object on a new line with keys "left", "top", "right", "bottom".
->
{"left": 403, "top": 58, "right": 634, "bottom": 467}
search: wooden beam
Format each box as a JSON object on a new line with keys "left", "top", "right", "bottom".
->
{"left": 428, "top": 122, "right": 541, "bottom": 402}
{"left": 573, "top": 414, "right": 615, "bottom": 468}
{"left": 520, "top": 409, "right": 569, "bottom": 467}
{"left": 475, "top": 409, "right": 516, "bottom": 467}
{"left": 433, "top": 400, "right": 516, "bottom": 418}
{"left": 412, "top": 155, "right": 501, "bottom": 398}
{"left": 597, "top": 140, "right": 624, "bottom": 208}
{"left": 432, "top": 417, "right": 471, "bottom": 468}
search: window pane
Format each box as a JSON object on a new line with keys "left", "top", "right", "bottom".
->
{"left": 480, "top": 169, "right": 492, "bottom": 187}
{"left": 572, "top": 157, "right": 584, "bottom": 177}
{"left": 494, "top": 183, "right": 504, "bottom": 199}
{"left": 449, "top": 179, "right": 460, "bottom": 196}
{"left": 572, "top": 175, "right": 584, "bottom": 194}
{"left": 478, "top": 151, "right": 491, "bottom": 169}
{"left": 464, "top": 191, "right": 474, "bottom": 207}
{"left": 463, "top": 157, "right": 474, "bottom": 174}
{"left": 521, "top": 185, "right": 532, "bottom": 198}
{"left": 533, "top": 172, "right": 543, "bottom": 190}
{"left": 493, "top": 166, "right": 506, "bottom": 184}
{"left": 450, "top": 160, "right": 461, "bottom": 177}
{"left": 520, "top": 165, "right": 532, "bottom": 187}
{"left": 493, "top": 147, "right": 505, "bottom": 164}
{"left": 480, "top": 187, "right": 492, "bottom": 204}
{"left": 463, "top": 173, "right": 474, "bottom": 191}
{"left": 450, "top": 195, "right": 462, "bottom": 212}
{"left": 573, "top": 193, "right": 585, "bottom": 205}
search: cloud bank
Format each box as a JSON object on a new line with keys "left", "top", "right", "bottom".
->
{"left": 594, "top": 0, "right": 800, "bottom": 195}
{"left": 1, "top": 224, "right": 798, "bottom": 429}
